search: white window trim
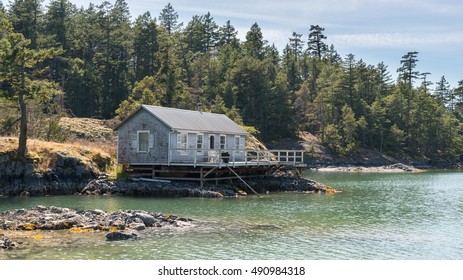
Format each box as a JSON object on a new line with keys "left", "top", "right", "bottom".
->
{"left": 196, "top": 134, "right": 203, "bottom": 150}
{"left": 235, "top": 136, "right": 240, "bottom": 150}
{"left": 177, "top": 132, "right": 188, "bottom": 149}
{"left": 220, "top": 135, "right": 226, "bottom": 150}
{"left": 176, "top": 132, "right": 188, "bottom": 156}
{"left": 137, "top": 130, "right": 150, "bottom": 153}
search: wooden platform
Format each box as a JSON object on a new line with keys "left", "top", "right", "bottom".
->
{"left": 124, "top": 149, "right": 305, "bottom": 187}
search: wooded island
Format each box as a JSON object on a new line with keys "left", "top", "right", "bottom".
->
{"left": 1, "top": 0, "right": 462, "bottom": 165}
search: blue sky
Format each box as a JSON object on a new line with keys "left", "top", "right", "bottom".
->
{"left": 42, "top": 0, "right": 462, "bottom": 88}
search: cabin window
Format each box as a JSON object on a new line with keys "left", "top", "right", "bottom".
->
{"left": 220, "top": 135, "right": 226, "bottom": 150}
{"left": 235, "top": 136, "right": 240, "bottom": 150}
{"left": 137, "top": 131, "right": 150, "bottom": 153}
{"left": 197, "top": 134, "right": 203, "bottom": 149}
{"left": 177, "top": 133, "right": 188, "bottom": 149}
{"left": 240, "top": 136, "right": 245, "bottom": 149}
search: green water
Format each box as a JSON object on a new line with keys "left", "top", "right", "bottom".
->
{"left": 1, "top": 170, "right": 462, "bottom": 260}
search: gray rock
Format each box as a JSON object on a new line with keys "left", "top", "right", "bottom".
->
{"left": 32, "top": 205, "right": 48, "bottom": 212}
{"left": 134, "top": 213, "right": 157, "bottom": 226}
{"left": 105, "top": 231, "right": 138, "bottom": 241}
{"left": 128, "top": 222, "right": 146, "bottom": 230}
{"left": 91, "top": 209, "right": 107, "bottom": 216}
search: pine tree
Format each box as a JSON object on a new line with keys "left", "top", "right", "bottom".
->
{"left": 0, "top": 2, "right": 6, "bottom": 17}
{"left": 434, "top": 76, "right": 451, "bottom": 107}
{"left": 307, "top": 25, "right": 327, "bottom": 59}
{"left": 244, "top": 23, "right": 266, "bottom": 60}
{"left": 0, "top": 18, "right": 62, "bottom": 159}
{"left": 218, "top": 20, "right": 237, "bottom": 46}
{"left": 419, "top": 72, "right": 432, "bottom": 95}
{"left": 8, "top": 0, "right": 44, "bottom": 49}
{"left": 397, "top": 51, "right": 420, "bottom": 146}
{"left": 289, "top": 31, "right": 304, "bottom": 60}
{"left": 158, "top": 3, "right": 181, "bottom": 35}
{"left": 98, "top": 0, "right": 132, "bottom": 118}
{"left": 397, "top": 51, "right": 420, "bottom": 85}
{"left": 44, "top": 0, "right": 76, "bottom": 50}
{"left": 133, "top": 12, "right": 159, "bottom": 81}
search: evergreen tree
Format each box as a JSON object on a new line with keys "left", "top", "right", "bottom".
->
{"left": 397, "top": 51, "right": 420, "bottom": 146}
{"left": 341, "top": 53, "right": 356, "bottom": 109}
{"left": 397, "top": 51, "right": 419, "bottom": 86}
{"left": 217, "top": 40, "right": 241, "bottom": 107}
{"left": 156, "top": 26, "right": 187, "bottom": 107}
{"left": 64, "top": 4, "right": 101, "bottom": 117}
{"left": 0, "top": 2, "right": 6, "bottom": 17}
{"left": 419, "top": 72, "right": 432, "bottom": 95}
{"left": 454, "top": 80, "right": 463, "bottom": 121}
{"left": 233, "top": 56, "right": 270, "bottom": 137}
{"left": 0, "top": 18, "right": 62, "bottom": 159}
{"left": 434, "top": 76, "right": 451, "bottom": 107}
{"left": 307, "top": 24, "right": 327, "bottom": 59}
{"left": 243, "top": 23, "right": 266, "bottom": 60}
{"left": 158, "top": 2, "right": 181, "bottom": 35}
{"left": 8, "top": 0, "right": 44, "bottom": 49}
{"left": 115, "top": 75, "right": 163, "bottom": 120}
{"left": 289, "top": 31, "right": 304, "bottom": 60}
{"left": 374, "top": 62, "right": 393, "bottom": 98}
{"left": 44, "top": 0, "right": 76, "bottom": 49}
{"left": 282, "top": 44, "right": 301, "bottom": 93}
{"left": 312, "top": 63, "right": 342, "bottom": 143}
{"left": 218, "top": 20, "right": 237, "bottom": 46}
{"left": 133, "top": 12, "right": 159, "bottom": 81}
{"left": 184, "top": 13, "right": 218, "bottom": 54}
{"left": 98, "top": 0, "right": 132, "bottom": 119}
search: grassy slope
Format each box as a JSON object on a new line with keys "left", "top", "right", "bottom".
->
{"left": 1, "top": 116, "right": 118, "bottom": 175}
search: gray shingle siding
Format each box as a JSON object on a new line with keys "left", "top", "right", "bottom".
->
{"left": 117, "top": 109, "right": 170, "bottom": 164}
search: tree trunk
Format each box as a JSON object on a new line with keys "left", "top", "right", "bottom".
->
{"left": 17, "top": 62, "right": 28, "bottom": 160}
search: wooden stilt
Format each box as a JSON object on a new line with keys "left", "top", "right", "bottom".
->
{"left": 200, "top": 167, "right": 204, "bottom": 187}
{"left": 227, "top": 167, "right": 260, "bottom": 197}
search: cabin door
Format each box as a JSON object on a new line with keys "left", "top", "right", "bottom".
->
{"left": 209, "top": 135, "right": 215, "bottom": 149}
{"left": 208, "top": 135, "right": 217, "bottom": 162}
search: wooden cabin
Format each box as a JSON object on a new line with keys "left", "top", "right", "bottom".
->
{"left": 115, "top": 104, "right": 249, "bottom": 165}
{"left": 115, "top": 105, "right": 305, "bottom": 184}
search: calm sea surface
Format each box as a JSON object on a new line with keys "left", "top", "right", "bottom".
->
{"left": 1, "top": 170, "right": 462, "bottom": 260}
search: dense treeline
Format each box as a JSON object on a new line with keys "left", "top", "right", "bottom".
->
{"left": 1, "top": 0, "right": 462, "bottom": 161}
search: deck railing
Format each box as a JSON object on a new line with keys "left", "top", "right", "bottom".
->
{"left": 167, "top": 148, "right": 304, "bottom": 167}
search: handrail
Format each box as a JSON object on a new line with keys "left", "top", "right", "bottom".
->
{"left": 168, "top": 148, "right": 304, "bottom": 166}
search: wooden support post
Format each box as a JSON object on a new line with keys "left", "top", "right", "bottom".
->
{"left": 200, "top": 167, "right": 204, "bottom": 188}
{"left": 227, "top": 167, "right": 260, "bottom": 197}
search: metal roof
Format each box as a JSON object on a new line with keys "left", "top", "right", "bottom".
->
{"left": 119, "top": 105, "right": 248, "bottom": 135}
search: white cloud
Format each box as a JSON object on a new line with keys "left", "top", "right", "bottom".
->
{"left": 330, "top": 32, "right": 463, "bottom": 49}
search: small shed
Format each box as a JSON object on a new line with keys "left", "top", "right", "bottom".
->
{"left": 115, "top": 105, "right": 248, "bottom": 166}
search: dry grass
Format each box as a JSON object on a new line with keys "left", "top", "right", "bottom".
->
{"left": 59, "top": 117, "right": 117, "bottom": 143}
{"left": 0, "top": 137, "right": 117, "bottom": 173}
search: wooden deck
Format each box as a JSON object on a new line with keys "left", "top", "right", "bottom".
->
{"left": 125, "top": 149, "right": 305, "bottom": 187}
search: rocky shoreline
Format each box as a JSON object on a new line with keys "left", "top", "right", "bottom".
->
{"left": 0, "top": 149, "right": 331, "bottom": 197}
{"left": 0, "top": 205, "right": 194, "bottom": 250}
{"left": 78, "top": 175, "right": 333, "bottom": 197}
{"left": 315, "top": 163, "right": 423, "bottom": 172}
{"left": 0, "top": 175, "right": 329, "bottom": 197}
